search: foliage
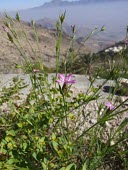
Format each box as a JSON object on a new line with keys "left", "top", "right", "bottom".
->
{"left": 0, "top": 13, "right": 128, "bottom": 170}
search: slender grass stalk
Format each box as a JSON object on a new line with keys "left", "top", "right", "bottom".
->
{"left": 55, "top": 12, "right": 66, "bottom": 77}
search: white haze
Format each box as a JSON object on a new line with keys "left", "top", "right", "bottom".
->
{"left": 9, "top": 1, "right": 128, "bottom": 41}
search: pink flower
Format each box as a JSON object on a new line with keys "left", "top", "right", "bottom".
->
{"left": 105, "top": 101, "right": 115, "bottom": 110}
{"left": 2, "top": 26, "right": 9, "bottom": 33}
{"left": 56, "top": 73, "right": 76, "bottom": 85}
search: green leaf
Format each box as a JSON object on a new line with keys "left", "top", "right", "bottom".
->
{"left": 60, "top": 164, "right": 76, "bottom": 170}
{"left": 5, "top": 136, "right": 12, "bottom": 142}
{"left": 26, "top": 119, "right": 33, "bottom": 126}
{"left": 59, "top": 168, "right": 65, "bottom": 170}
{"left": 42, "top": 163, "right": 47, "bottom": 170}
{"left": 52, "top": 141, "right": 58, "bottom": 151}
{"left": 65, "top": 163, "right": 76, "bottom": 170}
{"left": 23, "top": 143, "right": 27, "bottom": 150}
{"left": 17, "top": 122, "right": 23, "bottom": 128}
{"left": 42, "top": 158, "right": 49, "bottom": 170}
{"left": 82, "top": 162, "right": 87, "bottom": 170}
{"left": 6, "top": 130, "right": 15, "bottom": 136}
{"left": 6, "top": 158, "right": 19, "bottom": 165}
{"left": 32, "top": 152, "right": 38, "bottom": 161}
{"left": 52, "top": 133, "right": 56, "bottom": 140}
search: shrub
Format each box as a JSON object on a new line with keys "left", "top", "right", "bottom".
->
{"left": 0, "top": 13, "right": 128, "bottom": 170}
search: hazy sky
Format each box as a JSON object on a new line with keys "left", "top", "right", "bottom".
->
{"left": 0, "top": 0, "right": 51, "bottom": 11}
{"left": 0, "top": 0, "right": 78, "bottom": 11}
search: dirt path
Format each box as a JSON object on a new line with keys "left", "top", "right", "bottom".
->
{"left": 0, "top": 73, "right": 115, "bottom": 95}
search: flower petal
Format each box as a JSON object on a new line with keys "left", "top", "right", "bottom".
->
{"left": 56, "top": 79, "right": 63, "bottom": 83}
{"left": 65, "top": 73, "right": 73, "bottom": 82}
{"left": 66, "top": 79, "right": 76, "bottom": 84}
{"left": 58, "top": 73, "right": 65, "bottom": 82}
{"left": 2, "top": 26, "right": 8, "bottom": 32}
{"left": 105, "top": 102, "right": 111, "bottom": 107}
{"left": 109, "top": 105, "right": 115, "bottom": 110}
{"left": 105, "top": 101, "right": 115, "bottom": 110}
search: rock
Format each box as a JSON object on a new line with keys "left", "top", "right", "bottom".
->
{"left": 89, "top": 119, "right": 97, "bottom": 124}
{"left": 117, "top": 78, "right": 128, "bottom": 95}
{"left": 118, "top": 77, "right": 128, "bottom": 84}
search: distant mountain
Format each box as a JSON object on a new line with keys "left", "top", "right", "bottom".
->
{"left": 43, "top": 0, "right": 73, "bottom": 7}
{"left": 36, "top": 17, "right": 72, "bottom": 35}
{"left": 43, "top": 0, "right": 126, "bottom": 7}
{"left": 36, "top": 17, "right": 92, "bottom": 37}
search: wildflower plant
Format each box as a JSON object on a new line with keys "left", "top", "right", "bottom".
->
{"left": 105, "top": 101, "right": 115, "bottom": 110}
{"left": 56, "top": 73, "right": 76, "bottom": 85}
{"left": 0, "top": 13, "right": 128, "bottom": 170}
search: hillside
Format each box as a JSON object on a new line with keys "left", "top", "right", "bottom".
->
{"left": 0, "top": 17, "right": 89, "bottom": 73}
{"left": 36, "top": 18, "right": 115, "bottom": 53}
{"left": 36, "top": 17, "right": 72, "bottom": 35}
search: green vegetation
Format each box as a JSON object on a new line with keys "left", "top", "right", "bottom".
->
{"left": 60, "top": 41, "right": 128, "bottom": 79}
{"left": 0, "top": 13, "right": 128, "bottom": 170}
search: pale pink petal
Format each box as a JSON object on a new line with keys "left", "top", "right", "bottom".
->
{"left": 65, "top": 74, "right": 76, "bottom": 84}
{"left": 2, "top": 26, "right": 8, "bottom": 32}
{"left": 109, "top": 105, "right": 115, "bottom": 110}
{"left": 105, "top": 102, "right": 111, "bottom": 107}
{"left": 58, "top": 73, "right": 65, "bottom": 82}
{"left": 56, "top": 79, "right": 63, "bottom": 83}
{"left": 56, "top": 73, "right": 65, "bottom": 84}
{"left": 105, "top": 101, "right": 115, "bottom": 110}
{"left": 56, "top": 73, "right": 76, "bottom": 85}
{"left": 66, "top": 79, "right": 76, "bottom": 84}
{"left": 65, "top": 73, "right": 73, "bottom": 82}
